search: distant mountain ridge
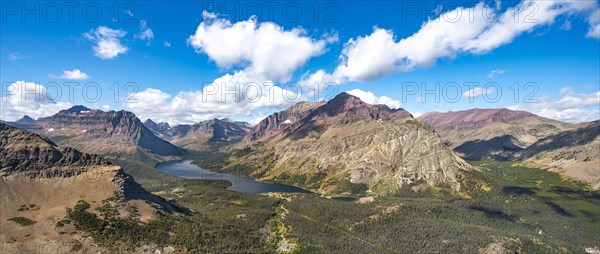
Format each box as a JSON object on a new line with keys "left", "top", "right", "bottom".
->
{"left": 518, "top": 120, "right": 600, "bottom": 158}
{"left": 143, "top": 119, "right": 172, "bottom": 137}
{"left": 8, "top": 106, "right": 183, "bottom": 157}
{"left": 143, "top": 118, "right": 249, "bottom": 151}
{"left": 418, "top": 109, "right": 599, "bottom": 188}
{"left": 418, "top": 108, "right": 575, "bottom": 160}
{"left": 418, "top": 108, "right": 535, "bottom": 131}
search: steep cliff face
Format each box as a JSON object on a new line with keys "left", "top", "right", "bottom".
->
{"left": 227, "top": 93, "right": 470, "bottom": 195}
{"left": 418, "top": 109, "right": 575, "bottom": 160}
{"left": 31, "top": 106, "right": 183, "bottom": 156}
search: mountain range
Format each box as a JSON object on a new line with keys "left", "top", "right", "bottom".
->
{"left": 2, "top": 92, "right": 599, "bottom": 253}
{"left": 3, "top": 95, "right": 598, "bottom": 192}
{"left": 144, "top": 118, "right": 249, "bottom": 151}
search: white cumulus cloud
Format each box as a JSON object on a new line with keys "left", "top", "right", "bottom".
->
{"left": 124, "top": 78, "right": 301, "bottom": 125}
{"left": 308, "top": 0, "right": 597, "bottom": 84}
{"left": 0, "top": 81, "right": 72, "bottom": 121}
{"left": 346, "top": 89, "right": 401, "bottom": 109}
{"left": 143, "top": 11, "right": 336, "bottom": 125}
{"left": 49, "top": 69, "right": 89, "bottom": 80}
{"left": 188, "top": 11, "right": 333, "bottom": 82}
{"left": 509, "top": 87, "right": 600, "bottom": 123}
{"left": 84, "top": 26, "right": 128, "bottom": 60}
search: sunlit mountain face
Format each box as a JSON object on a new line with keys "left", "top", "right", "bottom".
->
{"left": 1, "top": 1, "right": 599, "bottom": 253}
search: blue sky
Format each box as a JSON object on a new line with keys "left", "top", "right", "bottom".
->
{"left": 1, "top": 0, "right": 599, "bottom": 124}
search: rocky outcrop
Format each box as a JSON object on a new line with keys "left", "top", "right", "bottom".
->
{"left": 418, "top": 109, "right": 574, "bottom": 160}
{"left": 1, "top": 123, "right": 108, "bottom": 177}
{"left": 227, "top": 93, "right": 470, "bottom": 195}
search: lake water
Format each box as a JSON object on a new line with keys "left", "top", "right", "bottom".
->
{"left": 155, "top": 160, "right": 312, "bottom": 194}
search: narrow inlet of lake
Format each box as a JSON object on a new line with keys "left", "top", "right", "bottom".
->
{"left": 155, "top": 160, "right": 311, "bottom": 194}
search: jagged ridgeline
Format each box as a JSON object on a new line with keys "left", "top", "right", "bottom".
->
{"left": 226, "top": 92, "right": 471, "bottom": 195}
{"left": 19, "top": 105, "right": 183, "bottom": 157}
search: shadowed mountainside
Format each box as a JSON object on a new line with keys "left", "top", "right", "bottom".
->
{"left": 418, "top": 108, "right": 575, "bottom": 160}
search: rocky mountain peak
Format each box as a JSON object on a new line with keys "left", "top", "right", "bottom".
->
{"left": 144, "top": 119, "right": 171, "bottom": 133}
{"left": 16, "top": 115, "right": 34, "bottom": 123}
{"left": 158, "top": 121, "right": 171, "bottom": 129}
{"left": 308, "top": 92, "right": 412, "bottom": 125}
{"left": 144, "top": 118, "right": 157, "bottom": 125}
{"left": 318, "top": 92, "right": 374, "bottom": 117}
{"left": 64, "top": 105, "right": 92, "bottom": 113}
{"left": 328, "top": 92, "right": 364, "bottom": 108}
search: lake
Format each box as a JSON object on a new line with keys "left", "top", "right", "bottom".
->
{"left": 155, "top": 160, "right": 312, "bottom": 194}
